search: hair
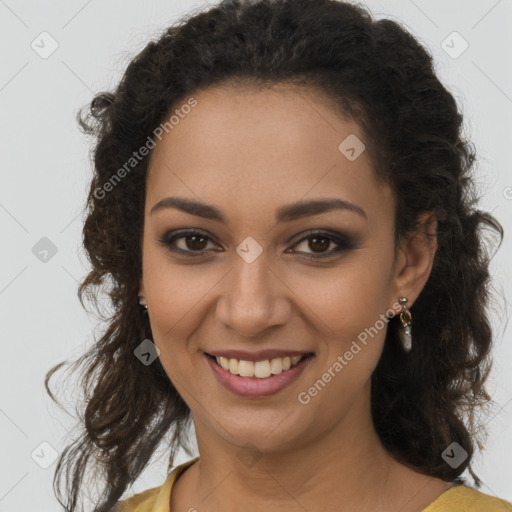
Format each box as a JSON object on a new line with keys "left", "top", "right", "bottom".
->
{"left": 45, "top": 0, "right": 505, "bottom": 510}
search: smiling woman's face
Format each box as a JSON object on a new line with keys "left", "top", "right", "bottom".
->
{"left": 139, "top": 84, "right": 429, "bottom": 454}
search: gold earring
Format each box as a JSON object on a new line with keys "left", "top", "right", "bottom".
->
{"left": 398, "top": 296, "right": 412, "bottom": 352}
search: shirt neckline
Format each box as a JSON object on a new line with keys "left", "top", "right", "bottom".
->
{"left": 154, "top": 456, "right": 200, "bottom": 512}
{"left": 156, "top": 458, "right": 469, "bottom": 512}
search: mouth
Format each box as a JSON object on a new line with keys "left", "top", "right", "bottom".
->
{"left": 205, "top": 350, "right": 316, "bottom": 397}
{"left": 204, "top": 352, "right": 315, "bottom": 379}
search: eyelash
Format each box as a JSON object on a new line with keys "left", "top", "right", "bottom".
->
{"left": 158, "top": 229, "right": 357, "bottom": 260}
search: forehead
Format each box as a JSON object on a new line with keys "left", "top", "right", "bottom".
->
{"left": 146, "top": 84, "right": 394, "bottom": 227}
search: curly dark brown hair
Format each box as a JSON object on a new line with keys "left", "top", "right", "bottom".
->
{"left": 45, "top": 0, "right": 505, "bottom": 510}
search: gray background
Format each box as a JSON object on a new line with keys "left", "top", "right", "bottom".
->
{"left": 1, "top": 0, "right": 511, "bottom": 510}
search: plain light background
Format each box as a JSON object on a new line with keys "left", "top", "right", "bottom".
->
{"left": 1, "top": 0, "right": 511, "bottom": 510}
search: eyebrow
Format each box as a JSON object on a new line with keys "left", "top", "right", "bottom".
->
{"left": 150, "top": 196, "right": 367, "bottom": 223}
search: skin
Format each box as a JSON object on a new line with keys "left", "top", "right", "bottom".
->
{"left": 138, "top": 84, "right": 452, "bottom": 512}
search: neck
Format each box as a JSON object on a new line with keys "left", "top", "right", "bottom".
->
{"left": 185, "top": 383, "right": 404, "bottom": 512}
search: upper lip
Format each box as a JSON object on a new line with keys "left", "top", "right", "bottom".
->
{"left": 205, "top": 349, "right": 314, "bottom": 361}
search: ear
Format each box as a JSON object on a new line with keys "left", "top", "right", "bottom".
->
{"left": 388, "top": 210, "right": 438, "bottom": 310}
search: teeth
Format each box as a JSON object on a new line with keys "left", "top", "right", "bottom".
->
{"left": 214, "top": 354, "right": 308, "bottom": 378}
{"left": 291, "top": 355, "right": 302, "bottom": 366}
{"left": 238, "top": 360, "right": 254, "bottom": 377}
{"left": 228, "top": 358, "right": 238, "bottom": 375}
{"left": 270, "top": 358, "right": 282, "bottom": 374}
{"left": 254, "top": 360, "right": 271, "bottom": 378}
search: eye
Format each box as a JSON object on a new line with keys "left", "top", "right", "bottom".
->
{"left": 158, "top": 229, "right": 218, "bottom": 256}
{"left": 288, "top": 230, "right": 356, "bottom": 259}
{"left": 158, "top": 229, "right": 357, "bottom": 259}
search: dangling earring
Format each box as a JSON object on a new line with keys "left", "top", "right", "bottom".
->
{"left": 398, "top": 296, "right": 412, "bottom": 352}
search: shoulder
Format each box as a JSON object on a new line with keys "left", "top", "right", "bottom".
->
{"left": 114, "top": 457, "right": 200, "bottom": 512}
{"left": 424, "top": 485, "right": 512, "bottom": 511}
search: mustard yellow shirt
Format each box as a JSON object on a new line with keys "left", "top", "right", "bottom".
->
{"left": 117, "top": 457, "right": 512, "bottom": 511}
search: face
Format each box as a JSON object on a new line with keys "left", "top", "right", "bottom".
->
{"left": 139, "top": 84, "right": 428, "bottom": 454}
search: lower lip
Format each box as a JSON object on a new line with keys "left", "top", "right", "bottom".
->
{"left": 205, "top": 354, "right": 314, "bottom": 398}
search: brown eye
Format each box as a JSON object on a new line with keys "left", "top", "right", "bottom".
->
{"left": 291, "top": 231, "right": 351, "bottom": 259}
{"left": 181, "top": 233, "right": 208, "bottom": 251}
{"left": 307, "top": 235, "right": 330, "bottom": 253}
{"left": 158, "top": 230, "right": 218, "bottom": 256}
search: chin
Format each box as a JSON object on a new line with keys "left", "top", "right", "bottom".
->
{"left": 214, "top": 413, "right": 310, "bottom": 455}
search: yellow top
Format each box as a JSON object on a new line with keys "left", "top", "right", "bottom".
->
{"left": 117, "top": 457, "right": 512, "bottom": 511}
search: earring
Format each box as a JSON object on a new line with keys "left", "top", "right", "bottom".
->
{"left": 398, "top": 296, "right": 412, "bottom": 352}
{"left": 138, "top": 296, "right": 148, "bottom": 313}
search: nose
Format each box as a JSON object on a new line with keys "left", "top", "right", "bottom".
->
{"left": 215, "top": 254, "right": 292, "bottom": 338}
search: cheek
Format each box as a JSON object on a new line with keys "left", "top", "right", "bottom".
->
{"left": 143, "top": 263, "right": 237, "bottom": 408}
{"left": 142, "top": 252, "right": 189, "bottom": 347}
{"left": 296, "top": 269, "right": 390, "bottom": 427}
{"left": 288, "top": 255, "right": 392, "bottom": 342}
{"left": 289, "top": 252, "right": 393, "bottom": 403}
{"left": 144, "top": 245, "right": 206, "bottom": 323}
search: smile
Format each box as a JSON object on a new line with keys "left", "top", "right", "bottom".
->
{"left": 205, "top": 352, "right": 315, "bottom": 397}
{"left": 208, "top": 353, "right": 312, "bottom": 378}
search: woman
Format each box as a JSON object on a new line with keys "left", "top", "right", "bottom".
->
{"left": 45, "top": 0, "right": 511, "bottom": 511}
